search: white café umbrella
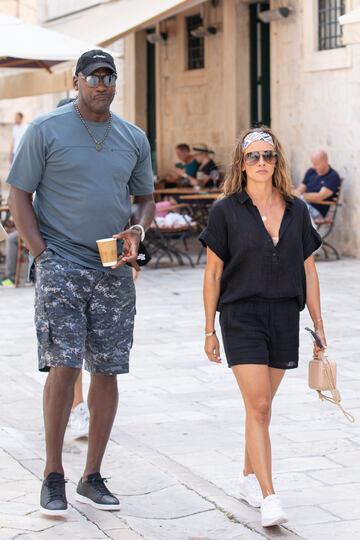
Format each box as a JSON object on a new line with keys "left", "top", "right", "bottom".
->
{"left": 0, "top": 13, "right": 110, "bottom": 72}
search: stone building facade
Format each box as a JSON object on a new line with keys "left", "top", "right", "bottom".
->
{"left": 0, "top": 0, "right": 359, "bottom": 256}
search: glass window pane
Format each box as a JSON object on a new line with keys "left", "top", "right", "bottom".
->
{"left": 318, "top": 0, "right": 345, "bottom": 50}
{"left": 186, "top": 15, "right": 205, "bottom": 70}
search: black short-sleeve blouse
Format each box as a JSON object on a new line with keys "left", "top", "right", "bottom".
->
{"left": 199, "top": 191, "right": 322, "bottom": 311}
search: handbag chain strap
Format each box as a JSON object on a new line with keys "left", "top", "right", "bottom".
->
{"left": 316, "top": 350, "right": 355, "bottom": 423}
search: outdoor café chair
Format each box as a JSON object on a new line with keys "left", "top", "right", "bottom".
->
{"left": 146, "top": 203, "right": 197, "bottom": 268}
{"left": 313, "top": 178, "right": 344, "bottom": 260}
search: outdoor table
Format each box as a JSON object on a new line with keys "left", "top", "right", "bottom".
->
{"left": 154, "top": 188, "right": 217, "bottom": 199}
{"left": 155, "top": 187, "right": 220, "bottom": 196}
{"left": 179, "top": 194, "right": 219, "bottom": 228}
{"left": 179, "top": 193, "right": 220, "bottom": 201}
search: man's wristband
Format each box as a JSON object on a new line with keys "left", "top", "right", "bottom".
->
{"left": 205, "top": 330, "right": 216, "bottom": 337}
{"left": 129, "top": 224, "right": 145, "bottom": 241}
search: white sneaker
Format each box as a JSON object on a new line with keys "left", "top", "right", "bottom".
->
{"left": 70, "top": 403, "right": 89, "bottom": 440}
{"left": 261, "top": 494, "right": 288, "bottom": 527}
{"left": 239, "top": 473, "right": 263, "bottom": 508}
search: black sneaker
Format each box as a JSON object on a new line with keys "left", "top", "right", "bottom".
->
{"left": 40, "top": 472, "right": 68, "bottom": 516}
{"left": 75, "top": 473, "right": 120, "bottom": 510}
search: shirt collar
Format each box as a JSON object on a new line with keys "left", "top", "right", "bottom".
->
{"left": 235, "top": 190, "right": 250, "bottom": 204}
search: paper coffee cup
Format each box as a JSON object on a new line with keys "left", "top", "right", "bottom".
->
{"left": 96, "top": 238, "right": 118, "bottom": 267}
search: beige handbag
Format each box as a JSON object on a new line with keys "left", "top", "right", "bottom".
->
{"left": 306, "top": 328, "right": 355, "bottom": 423}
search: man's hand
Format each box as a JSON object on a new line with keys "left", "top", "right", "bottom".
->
{"left": 303, "top": 186, "right": 334, "bottom": 204}
{"left": 111, "top": 229, "right": 141, "bottom": 268}
{"left": 293, "top": 183, "right": 307, "bottom": 197}
{"left": 174, "top": 167, "right": 185, "bottom": 177}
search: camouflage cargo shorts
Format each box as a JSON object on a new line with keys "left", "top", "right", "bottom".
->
{"left": 34, "top": 249, "right": 136, "bottom": 375}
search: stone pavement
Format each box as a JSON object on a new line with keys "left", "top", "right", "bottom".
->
{"left": 0, "top": 259, "right": 359, "bottom": 540}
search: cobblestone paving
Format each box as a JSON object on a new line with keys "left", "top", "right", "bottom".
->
{"left": 0, "top": 259, "right": 359, "bottom": 540}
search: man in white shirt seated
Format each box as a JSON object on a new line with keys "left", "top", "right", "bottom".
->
{"left": 9, "top": 112, "right": 28, "bottom": 164}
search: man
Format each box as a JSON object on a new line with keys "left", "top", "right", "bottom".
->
{"left": 53, "top": 96, "right": 90, "bottom": 442}
{"left": 164, "top": 143, "right": 199, "bottom": 187}
{"left": 7, "top": 50, "right": 155, "bottom": 516}
{"left": 294, "top": 150, "right": 340, "bottom": 220}
{"left": 9, "top": 112, "right": 28, "bottom": 163}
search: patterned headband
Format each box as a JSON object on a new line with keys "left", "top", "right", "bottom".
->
{"left": 242, "top": 131, "right": 274, "bottom": 150}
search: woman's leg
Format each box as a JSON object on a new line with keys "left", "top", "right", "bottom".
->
{"left": 233, "top": 364, "right": 285, "bottom": 497}
{"left": 72, "top": 370, "right": 84, "bottom": 409}
{"left": 243, "top": 367, "right": 285, "bottom": 475}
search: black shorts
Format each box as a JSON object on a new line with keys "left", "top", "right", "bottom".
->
{"left": 220, "top": 299, "right": 300, "bottom": 370}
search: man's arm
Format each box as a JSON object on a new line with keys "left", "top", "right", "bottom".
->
{"left": 293, "top": 183, "right": 307, "bottom": 196}
{"left": 112, "top": 194, "right": 155, "bottom": 268}
{"left": 303, "top": 186, "right": 334, "bottom": 204}
{"left": 131, "top": 194, "right": 156, "bottom": 230}
{"left": 7, "top": 186, "right": 46, "bottom": 258}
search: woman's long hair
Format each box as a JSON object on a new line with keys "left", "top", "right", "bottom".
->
{"left": 222, "top": 126, "right": 293, "bottom": 199}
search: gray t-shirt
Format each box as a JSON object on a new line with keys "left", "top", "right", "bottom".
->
{"left": 6, "top": 103, "right": 153, "bottom": 275}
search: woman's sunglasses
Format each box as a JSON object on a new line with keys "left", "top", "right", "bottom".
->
{"left": 244, "top": 150, "right": 277, "bottom": 165}
{"left": 80, "top": 73, "right": 117, "bottom": 88}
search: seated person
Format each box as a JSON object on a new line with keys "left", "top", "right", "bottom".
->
{"left": 184, "top": 144, "right": 219, "bottom": 189}
{"left": 294, "top": 150, "right": 340, "bottom": 220}
{"left": 164, "top": 143, "right": 199, "bottom": 187}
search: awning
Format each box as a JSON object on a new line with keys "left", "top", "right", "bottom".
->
{"left": 47, "top": 0, "right": 204, "bottom": 46}
{"left": 0, "top": 0, "right": 203, "bottom": 99}
{"left": 0, "top": 11, "right": 116, "bottom": 99}
{"left": 339, "top": 9, "right": 360, "bottom": 45}
{"left": 0, "top": 66, "right": 74, "bottom": 99}
{"left": 0, "top": 13, "right": 106, "bottom": 69}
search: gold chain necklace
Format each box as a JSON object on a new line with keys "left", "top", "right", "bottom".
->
{"left": 74, "top": 101, "right": 112, "bottom": 151}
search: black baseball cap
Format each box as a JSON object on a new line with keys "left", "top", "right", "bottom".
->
{"left": 75, "top": 49, "right": 117, "bottom": 76}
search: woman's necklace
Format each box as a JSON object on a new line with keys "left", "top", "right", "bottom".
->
{"left": 74, "top": 101, "right": 112, "bottom": 151}
{"left": 252, "top": 191, "right": 275, "bottom": 223}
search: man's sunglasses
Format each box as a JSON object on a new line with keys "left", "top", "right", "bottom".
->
{"left": 80, "top": 73, "right": 117, "bottom": 88}
{"left": 244, "top": 150, "right": 278, "bottom": 165}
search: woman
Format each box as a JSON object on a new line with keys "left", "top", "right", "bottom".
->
{"left": 199, "top": 127, "right": 325, "bottom": 527}
{"left": 184, "top": 144, "right": 218, "bottom": 188}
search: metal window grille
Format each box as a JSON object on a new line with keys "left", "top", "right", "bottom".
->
{"left": 318, "top": 0, "right": 345, "bottom": 51}
{"left": 186, "top": 14, "right": 204, "bottom": 70}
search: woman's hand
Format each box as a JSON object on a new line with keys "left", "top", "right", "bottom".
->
{"left": 205, "top": 334, "right": 222, "bottom": 364}
{"left": 314, "top": 322, "right": 327, "bottom": 354}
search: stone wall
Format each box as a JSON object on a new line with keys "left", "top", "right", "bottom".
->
{"left": 156, "top": 0, "right": 250, "bottom": 176}
{"left": 0, "top": 0, "right": 37, "bottom": 21}
{"left": 271, "top": 0, "right": 360, "bottom": 256}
